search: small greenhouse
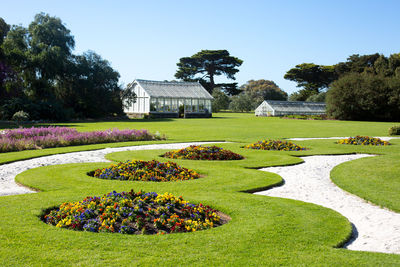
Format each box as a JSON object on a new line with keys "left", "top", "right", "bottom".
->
{"left": 123, "top": 79, "right": 213, "bottom": 118}
{"left": 255, "top": 100, "right": 326, "bottom": 116}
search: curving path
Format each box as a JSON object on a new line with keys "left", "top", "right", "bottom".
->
{"left": 255, "top": 154, "right": 400, "bottom": 254}
{"left": 1, "top": 141, "right": 399, "bottom": 254}
{"left": 0, "top": 142, "right": 221, "bottom": 196}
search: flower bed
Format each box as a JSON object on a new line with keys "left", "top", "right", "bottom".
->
{"left": 91, "top": 160, "right": 200, "bottom": 182}
{"left": 0, "top": 126, "right": 161, "bottom": 153}
{"left": 43, "top": 190, "right": 226, "bottom": 234}
{"left": 244, "top": 139, "right": 307, "bottom": 151}
{"left": 162, "top": 145, "right": 244, "bottom": 160}
{"left": 337, "top": 136, "right": 390, "bottom": 146}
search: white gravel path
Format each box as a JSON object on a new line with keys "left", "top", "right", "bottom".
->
{"left": 255, "top": 154, "right": 400, "bottom": 254}
{"left": 1, "top": 140, "right": 400, "bottom": 254}
{"left": 0, "top": 142, "right": 221, "bottom": 196}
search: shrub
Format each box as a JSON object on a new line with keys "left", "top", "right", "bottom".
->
{"left": 244, "top": 139, "right": 307, "bottom": 151}
{"left": 389, "top": 126, "right": 400, "bottom": 136}
{"left": 212, "top": 88, "right": 230, "bottom": 112}
{"left": 337, "top": 136, "right": 390, "bottom": 146}
{"left": 11, "top": 110, "right": 29, "bottom": 122}
{"left": 162, "top": 145, "right": 244, "bottom": 160}
{"left": 43, "top": 190, "right": 226, "bottom": 234}
{"left": 91, "top": 160, "right": 199, "bottom": 182}
{"left": 1, "top": 98, "right": 74, "bottom": 121}
{"left": 281, "top": 114, "right": 326, "bottom": 120}
{"left": 229, "top": 93, "right": 254, "bottom": 112}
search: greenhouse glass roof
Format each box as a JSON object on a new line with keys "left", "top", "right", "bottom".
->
{"left": 266, "top": 100, "right": 326, "bottom": 112}
{"left": 134, "top": 79, "right": 213, "bottom": 99}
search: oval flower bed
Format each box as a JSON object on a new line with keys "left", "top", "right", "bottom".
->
{"left": 43, "top": 190, "right": 227, "bottom": 234}
{"left": 91, "top": 160, "right": 200, "bottom": 182}
{"left": 0, "top": 126, "right": 162, "bottom": 153}
{"left": 162, "top": 145, "right": 244, "bottom": 160}
{"left": 244, "top": 139, "right": 307, "bottom": 151}
{"left": 337, "top": 136, "right": 391, "bottom": 146}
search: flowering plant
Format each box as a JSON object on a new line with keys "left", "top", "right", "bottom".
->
{"left": 44, "top": 190, "right": 225, "bottom": 234}
{"left": 92, "top": 160, "right": 200, "bottom": 182}
{"left": 337, "top": 136, "right": 390, "bottom": 146}
{"left": 162, "top": 145, "right": 244, "bottom": 160}
{"left": 244, "top": 139, "right": 307, "bottom": 151}
{"left": 0, "top": 126, "right": 161, "bottom": 153}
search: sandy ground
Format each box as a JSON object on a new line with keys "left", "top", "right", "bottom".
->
{"left": 255, "top": 154, "right": 400, "bottom": 254}
{"left": 1, "top": 141, "right": 399, "bottom": 254}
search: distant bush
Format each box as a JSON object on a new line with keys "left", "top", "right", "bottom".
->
{"left": 212, "top": 88, "right": 230, "bottom": 112}
{"left": 229, "top": 93, "right": 253, "bottom": 112}
{"left": 282, "top": 114, "right": 326, "bottom": 120}
{"left": 306, "top": 92, "right": 326, "bottom": 102}
{"left": 389, "top": 126, "right": 400, "bottom": 135}
{"left": 11, "top": 110, "right": 29, "bottom": 123}
{"left": 1, "top": 98, "right": 74, "bottom": 121}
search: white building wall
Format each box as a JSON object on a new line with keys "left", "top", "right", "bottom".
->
{"left": 129, "top": 83, "right": 150, "bottom": 113}
{"left": 255, "top": 102, "right": 274, "bottom": 116}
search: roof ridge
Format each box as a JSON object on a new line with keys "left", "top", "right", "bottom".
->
{"left": 266, "top": 100, "right": 325, "bottom": 104}
{"left": 136, "top": 79, "right": 200, "bottom": 85}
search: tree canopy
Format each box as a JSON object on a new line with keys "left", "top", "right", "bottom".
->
{"left": 175, "top": 50, "right": 243, "bottom": 95}
{"left": 326, "top": 72, "right": 400, "bottom": 121}
{"left": 286, "top": 53, "right": 400, "bottom": 103}
{"left": 241, "top": 79, "right": 287, "bottom": 105}
{"left": 0, "top": 14, "right": 126, "bottom": 121}
{"left": 284, "top": 63, "right": 337, "bottom": 100}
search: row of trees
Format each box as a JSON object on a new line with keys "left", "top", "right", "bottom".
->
{"left": 212, "top": 79, "right": 287, "bottom": 112}
{"left": 285, "top": 53, "right": 400, "bottom": 121}
{"left": 0, "top": 14, "right": 130, "bottom": 121}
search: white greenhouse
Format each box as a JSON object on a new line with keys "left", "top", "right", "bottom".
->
{"left": 255, "top": 100, "right": 326, "bottom": 116}
{"left": 123, "top": 79, "right": 213, "bottom": 118}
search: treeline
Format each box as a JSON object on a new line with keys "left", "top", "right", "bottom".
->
{"left": 0, "top": 13, "right": 129, "bottom": 121}
{"left": 285, "top": 53, "right": 400, "bottom": 121}
{"left": 212, "top": 79, "right": 288, "bottom": 112}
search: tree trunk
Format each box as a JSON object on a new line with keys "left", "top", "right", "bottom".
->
{"left": 209, "top": 73, "right": 215, "bottom": 93}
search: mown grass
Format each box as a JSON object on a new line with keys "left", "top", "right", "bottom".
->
{"left": 331, "top": 140, "right": 400, "bottom": 212}
{"left": 0, "top": 114, "right": 399, "bottom": 265}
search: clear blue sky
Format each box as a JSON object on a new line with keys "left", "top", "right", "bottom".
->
{"left": 2, "top": 0, "right": 400, "bottom": 94}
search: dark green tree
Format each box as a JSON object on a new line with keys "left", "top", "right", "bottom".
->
{"left": 175, "top": 50, "right": 243, "bottom": 94}
{"left": 284, "top": 63, "right": 337, "bottom": 99}
{"left": 288, "top": 89, "right": 314, "bottom": 101}
{"left": 28, "top": 13, "right": 75, "bottom": 100}
{"left": 326, "top": 72, "right": 400, "bottom": 121}
{"left": 0, "top": 13, "right": 124, "bottom": 120}
{"left": 334, "top": 53, "right": 381, "bottom": 76}
{"left": 0, "top": 17, "right": 10, "bottom": 58}
{"left": 306, "top": 92, "right": 326, "bottom": 102}
{"left": 59, "top": 51, "right": 123, "bottom": 118}
{"left": 211, "top": 88, "right": 230, "bottom": 112}
{"left": 388, "top": 53, "right": 400, "bottom": 77}
{"left": 229, "top": 93, "right": 253, "bottom": 112}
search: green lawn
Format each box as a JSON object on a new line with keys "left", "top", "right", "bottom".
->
{"left": 0, "top": 114, "right": 399, "bottom": 266}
